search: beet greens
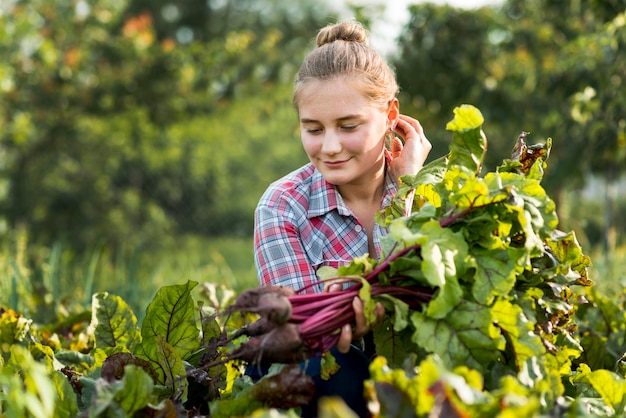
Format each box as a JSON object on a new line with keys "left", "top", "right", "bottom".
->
{"left": 218, "top": 105, "right": 591, "bottom": 386}
{"left": 5, "top": 105, "right": 607, "bottom": 418}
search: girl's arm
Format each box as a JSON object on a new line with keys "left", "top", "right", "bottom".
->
{"left": 254, "top": 205, "right": 320, "bottom": 293}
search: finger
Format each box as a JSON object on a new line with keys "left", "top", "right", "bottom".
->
{"left": 397, "top": 117, "right": 431, "bottom": 153}
{"left": 325, "top": 282, "right": 342, "bottom": 292}
{"left": 391, "top": 137, "right": 403, "bottom": 159}
{"left": 336, "top": 324, "right": 352, "bottom": 353}
{"left": 352, "top": 297, "right": 369, "bottom": 337}
{"left": 399, "top": 114, "right": 425, "bottom": 134}
{"left": 374, "top": 302, "right": 385, "bottom": 325}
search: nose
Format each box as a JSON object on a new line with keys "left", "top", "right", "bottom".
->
{"left": 321, "top": 129, "right": 342, "bottom": 154}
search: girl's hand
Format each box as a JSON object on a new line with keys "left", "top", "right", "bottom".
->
{"left": 326, "top": 283, "right": 385, "bottom": 354}
{"left": 389, "top": 114, "right": 432, "bottom": 179}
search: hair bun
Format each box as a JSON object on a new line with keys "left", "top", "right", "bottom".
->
{"left": 315, "top": 21, "right": 369, "bottom": 48}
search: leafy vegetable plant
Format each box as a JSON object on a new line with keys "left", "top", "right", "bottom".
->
{"left": 2, "top": 105, "right": 625, "bottom": 418}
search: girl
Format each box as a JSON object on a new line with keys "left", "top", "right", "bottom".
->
{"left": 253, "top": 20, "right": 432, "bottom": 417}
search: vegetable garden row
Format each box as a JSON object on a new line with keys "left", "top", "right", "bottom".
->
{"left": 2, "top": 106, "right": 625, "bottom": 417}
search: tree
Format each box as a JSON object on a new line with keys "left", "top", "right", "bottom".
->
{"left": 393, "top": 0, "right": 626, "bottom": 248}
{"left": 0, "top": 0, "right": 330, "bottom": 253}
{"left": 393, "top": 4, "right": 504, "bottom": 164}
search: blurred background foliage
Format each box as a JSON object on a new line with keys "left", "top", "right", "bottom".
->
{"left": 0, "top": 0, "right": 624, "bottom": 319}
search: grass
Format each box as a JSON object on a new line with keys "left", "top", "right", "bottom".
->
{"left": 0, "top": 229, "right": 257, "bottom": 324}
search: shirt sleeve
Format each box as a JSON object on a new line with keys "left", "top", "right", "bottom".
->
{"left": 254, "top": 204, "right": 320, "bottom": 293}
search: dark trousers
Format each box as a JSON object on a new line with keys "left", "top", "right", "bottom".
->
{"left": 300, "top": 345, "right": 371, "bottom": 418}
{"left": 246, "top": 344, "right": 372, "bottom": 417}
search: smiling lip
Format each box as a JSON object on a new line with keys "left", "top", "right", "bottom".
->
{"left": 324, "top": 159, "right": 350, "bottom": 168}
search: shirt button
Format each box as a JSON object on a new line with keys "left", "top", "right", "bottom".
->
{"left": 355, "top": 225, "right": 363, "bottom": 232}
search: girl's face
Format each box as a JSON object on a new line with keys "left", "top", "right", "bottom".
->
{"left": 298, "top": 76, "right": 398, "bottom": 187}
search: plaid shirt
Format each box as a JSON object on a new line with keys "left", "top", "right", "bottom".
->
{"left": 254, "top": 155, "right": 398, "bottom": 293}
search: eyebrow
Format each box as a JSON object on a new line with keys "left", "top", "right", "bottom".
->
{"left": 300, "top": 115, "right": 362, "bottom": 124}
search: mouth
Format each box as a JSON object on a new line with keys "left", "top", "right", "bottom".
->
{"left": 324, "top": 158, "right": 350, "bottom": 168}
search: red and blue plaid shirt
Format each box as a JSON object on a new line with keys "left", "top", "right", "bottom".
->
{"left": 254, "top": 154, "right": 398, "bottom": 293}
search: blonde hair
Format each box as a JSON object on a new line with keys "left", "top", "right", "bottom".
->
{"left": 293, "top": 21, "right": 399, "bottom": 112}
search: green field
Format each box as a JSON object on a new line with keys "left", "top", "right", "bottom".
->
{"left": 0, "top": 231, "right": 257, "bottom": 324}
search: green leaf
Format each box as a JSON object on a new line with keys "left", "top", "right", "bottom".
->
{"left": 357, "top": 278, "right": 377, "bottom": 326}
{"left": 572, "top": 368, "right": 626, "bottom": 414}
{"left": 445, "top": 104, "right": 485, "bottom": 132}
{"left": 316, "top": 265, "right": 339, "bottom": 281}
{"left": 401, "top": 155, "right": 449, "bottom": 188}
{"left": 425, "top": 277, "right": 463, "bottom": 319}
{"left": 0, "top": 346, "right": 56, "bottom": 418}
{"left": 495, "top": 171, "right": 559, "bottom": 244}
{"left": 90, "top": 292, "right": 140, "bottom": 354}
{"left": 0, "top": 309, "right": 32, "bottom": 345}
{"left": 135, "top": 335, "right": 188, "bottom": 399}
{"left": 411, "top": 301, "right": 505, "bottom": 372}
{"left": 115, "top": 365, "right": 156, "bottom": 414}
{"left": 547, "top": 229, "right": 593, "bottom": 286}
{"left": 87, "top": 364, "right": 155, "bottom": 417}
{"left": 140, "top": 280, "right": 200, "bottom": 360}
{"left": 54, "top": 349, "right": 96, "bottom": 371}
{"left": 445, "top": 104, "right": 486, "bottom": 174}
{"left": 420, "top": 222, "right": 468, "bottom": 318}
{"left": 51, "top": 370, "right": 80, "bottom": 418}
{"left": 491, "top": 299, "right": 546, "bottom": 369}
{"left": 446, "top": 170, "right": 509, "bottom": 210}
{"left": 470, "top": 248, "right": 520, "bottom": 305}
{"left": 321, "top": 351, "right": 340, "bottom": 380}
{"left": 376, "top": 293, "right": 410, "bottom": 332}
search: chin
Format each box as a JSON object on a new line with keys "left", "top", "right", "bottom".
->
{"left": 323, "top": 176, "right": 350, "bottom": 186}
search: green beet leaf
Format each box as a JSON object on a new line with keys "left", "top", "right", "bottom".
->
{"left": 0, "top": 309, "right": 32, "bottom": 347}
{"left": 445, "top": 104, "right": 487, "bottom": 175}
{"left": 88, "top": 365, "right": 156, "bottom": 417}
{"left": 0, "top": 345, "right": 59, "bottom": 418}
{"left": 114, "top": 365, "right": 156, "bottom": 414}
{"left": 135, "top": 335, "right": 188, "bottom": 399}
{"left": 572, "top": 366, "right": 626, "bottom": 415}
{"left": 90, "top": 292, "right": 140, "bottom": 354}
{"left": 132, "top": 281, "right": 200, "bottom": 399}
{"left": 470, "top": 247, "right": 520, "bottom": 305}
{"left": 51, "top": 369, "right": 80, "bottom": 418}
{"left": 547, "top": 229, "right": 593, "bottom": 285}
{"left": 140, "top": 280, "right": 200, "bottom": 361}
{"left": 411, "top": 300, "right": 505, "bottom": 373}
{"left": 491, "top": 299, "right": 546, "bottom": 369}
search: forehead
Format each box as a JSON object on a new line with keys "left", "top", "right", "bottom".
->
{"left": 298, "top": 77, "right": 375, "bottom": 120}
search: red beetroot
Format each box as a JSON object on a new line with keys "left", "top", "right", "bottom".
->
{"left": 228, "top": 316, "right": 277, "bottom": 341}
{"left": 228, "top": 323, "right": 309, "bottom": 364}
{"left": 225, "top": 286, "right": 294, "bottom": 324}
{"left": 222, "top": 243, "right": 436, "bottom": 360}
{"left": 231, "top": 285, "right": 295, "bottom": 310}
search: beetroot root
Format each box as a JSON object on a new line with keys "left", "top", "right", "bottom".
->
{"left": 232, "top": 285, "right": 295, "bottom": 309}
{"left": 250, "top": 364, "right": 315, "bottom": 409}
{"left": 228, "top": 323, "right": 309, "bottom": 364}
{"left": 228, "top": 316, "right": 277, "bottom": 341}
{"left": 225, "top": 286, "right": 293, "bottom": 326}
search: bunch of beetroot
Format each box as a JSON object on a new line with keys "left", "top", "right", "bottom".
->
{"left": 215, "top": 243, "right": 435, "bottom": 366}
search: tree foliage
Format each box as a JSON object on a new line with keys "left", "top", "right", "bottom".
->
{"left": 0, "top": 0, "right": 320, "bottom": 252}
{"left": 392, "top": 0, "right": 625, "bottom": 249}
{"left": 0, "top": 0, "right": 624, "bottom": 263}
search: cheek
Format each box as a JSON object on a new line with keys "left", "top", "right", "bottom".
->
{"left": 344, "top": 128, "right": 385, "bottom": 153}
{"left": 300, "top": 134, "right": 320, "bottom": 157}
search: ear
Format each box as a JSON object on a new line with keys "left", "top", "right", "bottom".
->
{"left": 386, "top": 98, "right": 400, "bottom": 130}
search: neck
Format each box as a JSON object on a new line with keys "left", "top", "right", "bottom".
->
{"left": 337, "top": 163, "right": 386, "bottom": 206}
